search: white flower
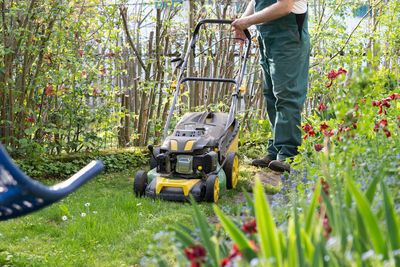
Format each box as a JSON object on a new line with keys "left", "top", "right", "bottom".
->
{"left": 62, "top": 216, "right": 68, "bottom": 221}
{"left": 136, "top": 203, "right": 142, "bottom": 206}
{"left": 81, "top": 213, "right": 86, "bottom": 217}
{"left": 0, "top": 233, "right": 3, "bottom": 237}
{"left": 85, "top": 203, "right": 90, "bottom": 207}
{"left": 361, "top": 250, "right": 374, "bottom": 261}
{"left": 93, "top": 211, "right": 98, "bottom": 214}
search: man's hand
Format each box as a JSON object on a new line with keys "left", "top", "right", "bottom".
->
{"left": 232, "top": 18, "right": 251, "bottom": 44}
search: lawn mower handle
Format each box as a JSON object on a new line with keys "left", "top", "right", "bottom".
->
{"left": 163, "top": 19, "right": 252, "bottom": 139}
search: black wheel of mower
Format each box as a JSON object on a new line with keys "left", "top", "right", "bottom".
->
{"left": 224, "top": 152, "right": 239, "bottom": 189}
{"left": 133, "top": 170, "right": 148, "bottom": 197}
{"left": 205, "top": 174, "right": 219, "bottom": 203}
{"left": 150, "top": 147, "right": 161, "bottom": 170}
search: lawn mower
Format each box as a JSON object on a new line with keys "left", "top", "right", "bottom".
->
{"left": 133, "top": 19, "right": 251, "bottom": 202}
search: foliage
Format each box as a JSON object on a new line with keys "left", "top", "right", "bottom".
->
{"left": 15, "top": 148, "right": 148, "bottom": 179}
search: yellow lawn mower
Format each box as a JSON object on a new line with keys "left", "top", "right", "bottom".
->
{"left": 133, "top": 19, "right": 251, "bottom": 202}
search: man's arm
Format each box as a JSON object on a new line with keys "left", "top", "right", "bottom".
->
{"left": 232, "top": 0, "right": 294, "bottom": 31}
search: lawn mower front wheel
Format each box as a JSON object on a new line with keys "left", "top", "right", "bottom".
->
{"left": 133, "top": 170, "right": 148, "bottom": 197}
{"left": 205, "top": 174, "right": 219, "bottom": 203}
{"left": 224, "top": 152, "right": 239, "bottom": 189}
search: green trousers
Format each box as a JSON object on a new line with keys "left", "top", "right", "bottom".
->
{"left": 256, "top": 10, "right": 310, "bottom": 160}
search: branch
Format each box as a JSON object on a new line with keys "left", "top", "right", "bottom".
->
{"left": 311, "top": 0, "right": 384, "bottom": 68}
{"left": 120, "top": 6, "right": 147, "bottom": 73}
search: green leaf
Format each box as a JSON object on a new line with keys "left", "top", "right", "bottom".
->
{"left": 213, "top": 206, "right": 256, "bottom": 261}
{"left": 189, "top": 197, "right": 218, "bottom": 265}
{"left": 254, "top": 178, "right": 282, "bottom": 266}
{"left": 346, "top": 177, "right": 387, "bottom": 258}
{"left": 365, "top": 174, "right": 381, "bottom": 202}
{"left": 305, "top": 180, "right": 321, "bottom": 233}
{"left": 381, "top": 183, "right": 400, "bottom": 265}
{"left": 170, "top": 226, "right": 195, "bottom": 248}
{"left": 294, "top": 203, "right": 305, "bottom": 267}
{"left": 243, "top": 189, "right": 255, "bottom": 217}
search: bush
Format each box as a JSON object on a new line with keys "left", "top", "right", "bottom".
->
{"left": 15, "top": 148, "right": 149, "bottom": 179}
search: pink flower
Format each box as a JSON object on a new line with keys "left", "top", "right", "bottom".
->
{"left": 81, "top": 71, "right": 87, "bottom": 76}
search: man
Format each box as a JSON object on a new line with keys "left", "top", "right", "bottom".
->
{"left": 232, "top": 0, "right": 310, "bottom": 173}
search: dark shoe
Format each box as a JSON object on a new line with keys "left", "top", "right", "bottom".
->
{"left": 268, "top": 160, "right": 291, "bottom": 173}
{"left": 251, "top": 156, "right": 273, "bottom": 168}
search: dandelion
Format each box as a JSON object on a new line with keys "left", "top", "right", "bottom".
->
{"left": 81, "top": 213, "right": 86, "bottom": 217}
{"left": 62, "top": 216, "right": 68, "bottom": 221}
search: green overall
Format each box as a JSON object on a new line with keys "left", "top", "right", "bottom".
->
{"left": 255, "top": 0, "right": 310, "bottom": 160}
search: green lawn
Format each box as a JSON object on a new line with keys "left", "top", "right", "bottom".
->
{"left": 0, "top": 166, "right": 260, "bottom": 266}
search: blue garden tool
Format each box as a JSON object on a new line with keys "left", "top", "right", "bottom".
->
{"left": 0, "top": 143, "right": 104, "bottom": 221}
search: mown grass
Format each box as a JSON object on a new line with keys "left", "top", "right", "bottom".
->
{"left": 0, "top": 164, "right": 268, "bottom": 266}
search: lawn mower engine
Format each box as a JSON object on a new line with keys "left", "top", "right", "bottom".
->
{"left": 134, "top": 111, "right": 240, "bottom": 202}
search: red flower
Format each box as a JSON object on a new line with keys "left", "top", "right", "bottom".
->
{"left": 320, "top": 123, "right": 329, "bottom": 132}
{"left": 326, "top": 68, "right": 347, "bottom": 87}
{"left": 327, "top": 70, "right": 338, "bottom": 79}
{"left": 302, "top": 124, "right": 313, "bottom": 133}
{"left": 308, "top": 129, "right": 316, "bottom": 137}
{"left": 352, "top": 122, "right": 357, "bottom": 130}
{"left": 184, "top": 245, "right": 206, "bottom": 267}
{"left": 45, "top": 85, "right": 55, "bottom": 96}
{"left": 318, "top": 102, "right": 326, "bottom": 111}
{"left": 337, "top": 67, "right": 347, "bottom": 75}
{"left": 26, "top": 117, "right": 35, "bottom": 123}
{"left": 100, "top": 68, "right": 106, "bottom": 75}
{"left": 381, "top": 99, "right": 391, "bottom": 108}
{"left": 58, "top": 124, "right": 63, "bottom": 129}
{"left": 314, "top": 144, "right": 323, "bottom": 151}
{"left": 94, "top": 86, "right": 99, "bottom": 95}
{"left": 372, "top": 100, "right": 381, "bottom": 107}
{"left": 379, "top": 119, "right": 388, "bottom": 127}
{"left": 323, "top": 130, "right": 334, "bottom": 137}
{"left": 242, "top": 218, "right": 257, "bottom": 234}
{"left": 390, "top": 93, "right": 399, "bottom": 100}
{"left": 220, "top": 258, "right": 230, "bottom": 267}
{"left": 79, "top": 50, "right": 84, "bottom": 57}
{"left": 360, "top": 99, "right": 366, "bottom": 102}
{"left": 81, "top": 71, "right": 87, "bottom": 76}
